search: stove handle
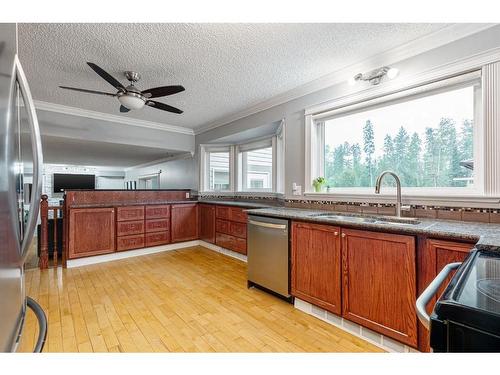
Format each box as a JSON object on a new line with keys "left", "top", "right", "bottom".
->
{"left": 416, "top": 262, "right": 462, "bottom": 330}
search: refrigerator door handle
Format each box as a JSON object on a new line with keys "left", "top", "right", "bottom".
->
{"left": 15, "top": 56, "right": 44, "bottom": 260}
{"left": 416, "top": 261, "right": 462, "bottom": 330}
{"left": 26, "top": 297, "right": 47, "bottom": 353}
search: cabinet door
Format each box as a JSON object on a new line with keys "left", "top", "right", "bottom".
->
{"left": 291, "top": 222, "right": 342, "bottom": 314}
{"left": 199, "top": 204, "right": 216, "bottom": 243}
{"left": 171, "top": 203, "right": 199, "bottom": 242}
{"left": 417, "top": 239, "right": 473, "bottom": 352}
{"left": 342, "top": 228, "right": 417, "bottom": 347}
{"left": 68, "top": 207, "right": 115, "bottom": 259}
{"left": 433, "top": 240, "right": 472, "bottom": 298}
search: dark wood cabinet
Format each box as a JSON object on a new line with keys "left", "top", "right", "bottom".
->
{"left": 117, "top": 206, "right": 144, "bottom": 222}
{"left": 171, "top": 203, "right": 199, "bottom": 242}
{"left": 68, "top": 207, "right": 116, "bottom": 259}
{"left": 145, "top": 205, "right": 170, "bottom": 219}
{"left": 216, "top": 206, "right": 230, "bottom": 220}
{"left": 145, "top": 218, "right": 169, "bottom": 233}
{"left": 291, "top": 222, "right": 342, "bottom": 314}
{"left": 215, "top": 233, "right": 246, "bottom": 254}
{"left": 117, "top": 234, "right": 145, "bottom": 251}
{"left": 199, "top": 204, "right": 216, "bottom": 243}
{"left": 145, "top": 231, "right": 170, "bottom": 247}
{"left": 341, "top": 228, "right": 417, "bottom": 347}
{"left": 214, "top": 205, "right": 249, "bottom": 255}
{"left": 229, "top": 207, "right": 248, "bottom": 223}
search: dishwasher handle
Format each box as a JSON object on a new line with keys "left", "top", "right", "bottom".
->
{"left": 26, "top": 297, "right": 47, "bottom": 353}
{"left": 248, "top": 219, "right": 287, "bottom": 230}
{"left": 416, "top": 262, "right": 462, "bottom": 330}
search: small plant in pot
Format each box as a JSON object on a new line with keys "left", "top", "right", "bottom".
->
{"left": 312, "top": 177, "right": 326, "bottom": 192}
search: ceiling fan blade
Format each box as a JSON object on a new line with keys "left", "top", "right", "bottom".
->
{"left": 86, "top": 62, "right": 125, "bottom": 91}
{"left": 119, "top": 105, "right": 130, "bottom": 113}
{"left": 146, "top": 100, "right": 183, "bottom": 114}
{"left": 142, "top": 85, "right": 185, "bottom": 99}
{"left": 59, "top": 85, "right": 117, "bottom": 97}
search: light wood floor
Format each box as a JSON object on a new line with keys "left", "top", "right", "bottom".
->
{"left": 18, "top": 246, "right": 383, "bottom": 353}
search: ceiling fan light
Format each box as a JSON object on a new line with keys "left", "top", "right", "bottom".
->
{"left": 118, "top": 94, "right": 145, "bottom": 110}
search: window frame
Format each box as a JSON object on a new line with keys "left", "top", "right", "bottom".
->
{"left": 305, "top": 70, "right": 484, "bottom": 198}
{"left": 199, "top": 122, "right": 285, "bottom": 195}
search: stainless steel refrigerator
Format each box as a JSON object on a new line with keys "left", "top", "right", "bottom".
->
{"left": 0, "top": 23, "right": 47, "bottom": 353}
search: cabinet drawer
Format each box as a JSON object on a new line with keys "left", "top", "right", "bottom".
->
{"left": 145, "top": 218, "right": 170, "bottom": 233}
{"left": 116, "top": 220, "right": 144, "bottom": 236}
{"left": 145, "top": 231, "right": 170, "bottom": 247}
{"left": 230, "top": 221, "right": 247, "bottom": 239}
{"left": 216, "top": 219, "right": 230, "bottom": 235}
{"left": 117, "top": 234, "right": 144, "bottom": 251}
{"left": 216, "top": 206, "right": 230, "bottom": 220}
{"left": 229, "top": 207, "right": 248, "bottom": 223}
{"left": 145, "top": 205, "right": 170, "bottom": 219}
{"left": 216, "top": 233, "right": 247, "bottom": 255}
{"left": 117, "top": 206, "right": 144, "bottom": 222}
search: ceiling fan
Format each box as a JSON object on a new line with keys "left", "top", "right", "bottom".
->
{"left": 59, "top": 62, "right": 185, "bottom": 114}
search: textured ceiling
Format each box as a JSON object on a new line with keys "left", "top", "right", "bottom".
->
{"left": 18, "top": 23, "right": 454, "bottom": 130}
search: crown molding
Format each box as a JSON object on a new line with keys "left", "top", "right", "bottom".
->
{"left": 193, "top": 23, "right": 497, "bottom": 136}
{"left": 34, "top": 100, "right": 195, "bottom": 135}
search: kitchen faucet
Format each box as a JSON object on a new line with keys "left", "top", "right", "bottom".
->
{"left": 374, "top": 171, "right": 410, "bottom": 217}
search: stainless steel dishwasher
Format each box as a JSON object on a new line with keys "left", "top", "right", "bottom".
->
{"left": 247, "top": 215, "right": 292, "bottom": 301}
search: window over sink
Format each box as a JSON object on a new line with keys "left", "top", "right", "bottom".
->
{"left": 306, "top": 71, "right": 483, "bottom": 196}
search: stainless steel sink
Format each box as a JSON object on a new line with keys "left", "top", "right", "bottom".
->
{"left": 308, "top": 213, "right": 378, "bottom": 223}
{"left": 308, "top": 212, "right": 420, "bottom": 226}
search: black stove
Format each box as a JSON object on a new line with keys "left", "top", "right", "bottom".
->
{"left": 431, "top": 249, "right": 500, "bottom": 352}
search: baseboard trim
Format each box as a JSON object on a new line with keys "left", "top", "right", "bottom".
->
{"left": 198, "top": 240, "right": 248, "bottom": 262}
{"left": 294, "top": 298, "right": 420, "bottom": 353}
{"left": 66, "top": 240, "right": 200, "bottom": 268}
{"left": 66, "top": 240, "right": 247, "bottom": 268}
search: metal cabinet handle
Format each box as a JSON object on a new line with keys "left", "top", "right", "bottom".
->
{"left": 416, "top": 262, "right": 462, "bottom": 330}
{"left": 26, "top": 297, "right": 47, "bottom": 353}
{"left": 248, "top": 219, "right": 287, "bottom": 230}
{"left": 341, "top": 233, "right": 346, "bottom": 238}
{"left": 15, "top": 56, "right": 44, "bottom": 260}
{"left": 334, "top": 231, "right": 339, "bottom": 236}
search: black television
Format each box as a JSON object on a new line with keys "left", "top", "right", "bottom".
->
{"left": 53, "top": 173, "right": 95, "bottom": 192}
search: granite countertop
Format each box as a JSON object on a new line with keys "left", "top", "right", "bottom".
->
{"left": 198, "top": 200, "right": 281, "bottom": 209}
{"left": 70, "top": 200, "right": 198, "bottom": 208}
{"left": 245, "top": 207, "right": 500, "bottom": 252}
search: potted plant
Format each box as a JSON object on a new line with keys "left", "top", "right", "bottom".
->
{"left": 312, "top": 177, "right": 326, "bottom": 192}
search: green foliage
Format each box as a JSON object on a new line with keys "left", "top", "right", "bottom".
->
{"left": 325, "top": 118, "right": 473, "bottom": 188}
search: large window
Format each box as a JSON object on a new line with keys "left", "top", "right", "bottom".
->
{"left": 308, "top": 72, "right": 482, "bottom": 194}
{"left": 201, "top": 147, "right": 231, "bottom": 192}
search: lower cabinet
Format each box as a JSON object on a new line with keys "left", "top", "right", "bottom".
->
{"left": 215, "top": 233, "right": 246, "bottom": 254}
{"left": 341, "top": 228, "right": 417, "bottom": 347}
{"left": 117, "top": 234, "right": 144, "bottom": 251}
{"left": 171, "top": 203, "right": 199, "bottom": 242}
{"left": 199, "top": 204, "right": 216, "bottom": 243}
{"left": 291, "top": 222, "right": 342, "bottom": 314}
{"left": 68, "top": 207, "right": 116, "bottom": 259}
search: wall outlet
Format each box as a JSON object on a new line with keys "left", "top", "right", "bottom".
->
{"left": 292, "top": 183, "right": 302, "bottom": 196}
{"left": 186, "top": 192, "right": 190, "bottom": 198}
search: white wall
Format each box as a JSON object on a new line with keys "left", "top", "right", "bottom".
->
{"left": 195, "top": 25, "right": 500, "bottom": 198}
{"left": 125, "top": 155, "right": 197, "bottom": 191}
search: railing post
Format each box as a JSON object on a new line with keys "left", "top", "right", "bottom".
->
{"left": 39, "top": 194, "right": 49, "bottom": 269}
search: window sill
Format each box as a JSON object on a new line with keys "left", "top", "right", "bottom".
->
{"left": 301, "top": 191, "right": 500, "bottom": 209}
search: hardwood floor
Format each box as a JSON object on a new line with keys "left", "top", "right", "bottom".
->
{"left": 18, "top": 246, "right": 383, "bottom": 353}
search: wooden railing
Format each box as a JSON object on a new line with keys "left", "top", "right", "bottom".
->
{"left": 39, "top": 194, "right": 66, "bottom": 269}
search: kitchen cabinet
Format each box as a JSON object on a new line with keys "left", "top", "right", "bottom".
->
{"left": 214, "top": 205, "right": 248, "bottom": 255}
{"left": 171, "top": 203, "right": 199, "bottom": 242}
{"left": 417, "top": 238, "right": 474, "bottom": 352}
{"left": 291, "top": 222, "right": 342, "bottom": 314}
{"left": 68, "top": 207, "right": 116, "bottom": 259}
{"left": 144, "top": 204, "right": 170, "bottom": 247}
{"left": 341, "top": 228, "right": 417, "bottom": 347}
{"left": 199, "top": 204, "right": 216, "bottom": 243}
{"left": 117, "top": 206, "right": 144, "bottom": 222}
